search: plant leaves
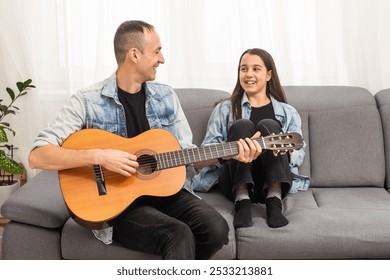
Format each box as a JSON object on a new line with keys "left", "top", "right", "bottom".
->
{"left": 17, "top": 81, "right": 24, "bottom": 92}
{"left": 1, "top": 79, "right": 34, "bottom": 142}
{"left": 6, "top": 87, "right": 15, "bottom": 100}
{"left": 0, "top": 122, "right": 10, "bottom": 127}
{"left": 0, "top": 127, "right": 8, "bottom": 142}
{"left": 0, "top": 150, "right": 23, "bottom": 174}
{"left": 24, "top": 79, "right": 35, "bottom": 89}
{"left": 0, "top": 126, "right": 14, "bottom": 137}
{"left": 0, "top": 105, "right": 7, "bottom": 113}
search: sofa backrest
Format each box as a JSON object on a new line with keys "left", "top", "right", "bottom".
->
{"left": 176, "top": 86, "right": 386, "bottom": 188}
{"left": 375, "top": 89, "right": 390, "bottom": 187}
{"left": 175, "top": 88, "right": 230, "bottom": 146}
{"left": 285, "top": 86, "right": 386, "bottom": 188}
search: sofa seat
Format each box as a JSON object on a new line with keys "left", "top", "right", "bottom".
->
{"left": 234, "top": 187, "right": 390, "bottom": 259}
{"left": 60, "top": 189, "right": 237, "bottom": 260}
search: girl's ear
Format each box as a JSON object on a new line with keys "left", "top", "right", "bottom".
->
{"left": 267, "top": 70, "right": 272, "bottom": 81}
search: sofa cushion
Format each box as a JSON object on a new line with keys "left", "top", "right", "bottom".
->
{"left": 285, "top": 86, "right": 385, "bottom": 187}
{"left": 1, "top": 170, "right": 69, "bottom": 228}
{"left": 2, "top": 221, "right": 62, "bottom": 259}
{"left": 236, "top": 187, "right": 390, "bottom": 259}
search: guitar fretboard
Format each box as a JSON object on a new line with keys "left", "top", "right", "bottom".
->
{"left": 155, "top": 138, "right": 266, "bottom": 170}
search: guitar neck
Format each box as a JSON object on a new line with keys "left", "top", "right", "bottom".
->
{"left": 155, "top": 138, "right": 266, "bottom": 170}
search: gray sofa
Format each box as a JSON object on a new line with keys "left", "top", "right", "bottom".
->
{"left": 1, "top": 86, "right": 390, "bottom": 259}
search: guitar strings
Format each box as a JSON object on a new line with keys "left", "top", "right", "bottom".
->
{"left": 136, "top": 144, "right": 238, "bottom": 169}
{"left": 136, "top": 133, "right": 299, "bottom": 169}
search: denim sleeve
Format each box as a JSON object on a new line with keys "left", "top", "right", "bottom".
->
{"left": 287, "top": 108, "right": 306, "bottom": 169}
{"left": 32, "top": 91, "right": 86, "bottom": 149}
{"left": 202, "top": 102, "right": 230, "bottom": 146}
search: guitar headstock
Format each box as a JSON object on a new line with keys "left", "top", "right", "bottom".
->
{"left": 262, "top": 132, "right": 304, "bottom": 153}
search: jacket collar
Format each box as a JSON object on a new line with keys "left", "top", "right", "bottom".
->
{"left": 242, "top": 92, "right": 285, "bottom": 118}
{"left": 101, "top": 72, "right": 158, "bottom": 101}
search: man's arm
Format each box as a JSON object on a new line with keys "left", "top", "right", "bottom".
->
{"left": 29, "top": 144, "right": 139, "bottom": 177}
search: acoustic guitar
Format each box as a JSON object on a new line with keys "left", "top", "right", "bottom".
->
{"left": 59, "top": 128, "right": 303, "bottom": 229}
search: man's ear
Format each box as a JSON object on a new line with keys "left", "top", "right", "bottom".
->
{"left": 127, "top": 48, "right": 139, "bottom": 63}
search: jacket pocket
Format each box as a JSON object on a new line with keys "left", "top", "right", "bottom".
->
{"left": 160, "top": 114, "right": 178, "bottom": 135}
{"left": 87, "top": 120, "right": 118, "bottom": 134}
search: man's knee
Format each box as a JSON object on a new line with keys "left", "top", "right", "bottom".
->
{"left": 205, "top": 213, "right": 229, "bottom": 246}
{"left": 160, "top": 222, "right": 196, "bottom": 259}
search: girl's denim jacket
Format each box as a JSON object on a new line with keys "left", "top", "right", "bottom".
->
{"left": 191, "top": 93, "right": 310, "bottom": 193}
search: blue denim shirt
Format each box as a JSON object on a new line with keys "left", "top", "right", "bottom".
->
{"left": 191, "top": 93, "right": 310, "bottom": 193}
{"left": 33, "top": 72, "right": 196, "bottom": 244}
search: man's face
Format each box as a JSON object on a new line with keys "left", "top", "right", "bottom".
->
{"left": 137, "top": 30, "right": 165, "bottom": 81}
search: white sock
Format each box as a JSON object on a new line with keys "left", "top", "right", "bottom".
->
{"left": 266, "top": 185, "right": 282, "bottom": 200}
{"left": 235, "top": 189, "right": 250, "bottom": 202}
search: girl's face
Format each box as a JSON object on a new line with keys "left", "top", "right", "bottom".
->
{"left": 239, "top": 53, "right": 272, "bottom": 95}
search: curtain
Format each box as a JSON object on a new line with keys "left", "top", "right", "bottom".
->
{"left": 1, "top": 0, "right": 389, "bottom": 177}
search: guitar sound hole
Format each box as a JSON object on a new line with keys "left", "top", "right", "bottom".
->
{"left": 137, "top": 154, "right": 157, "bottom": 175}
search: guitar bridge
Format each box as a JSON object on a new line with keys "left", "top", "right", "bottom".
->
{"left": 93, "top": 165, "right": 106, "bottom": 196}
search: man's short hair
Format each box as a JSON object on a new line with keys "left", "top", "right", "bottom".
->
{"left": 113, "top": 20, "right": 155, "bottom": 65}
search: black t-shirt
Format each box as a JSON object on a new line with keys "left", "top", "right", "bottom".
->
{"left": 117, "top": 85, "right": 150, "bottom": 138}
{"left": 249, "top": 101, "right": 277, "bottom": 126}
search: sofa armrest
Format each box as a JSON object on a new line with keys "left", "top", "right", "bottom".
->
{"left": 1, "top": 170, "right": 70, "bottom": 228}
{"left": 376, "top": 89, "right": 390, "bottom": 188}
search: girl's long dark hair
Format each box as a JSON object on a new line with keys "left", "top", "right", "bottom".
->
{"left": 229, "top": 48, "right": 287, "bottom": 121}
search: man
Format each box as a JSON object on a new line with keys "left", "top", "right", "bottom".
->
{"left": 29, "top": 20, "right": 232, "bottom": 259}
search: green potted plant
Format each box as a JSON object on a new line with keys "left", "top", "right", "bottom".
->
{"left": 0, "top": 79, "right": 34, "bottom": 215}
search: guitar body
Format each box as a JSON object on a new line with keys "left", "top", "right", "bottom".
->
{"left": 59, "top": 128, "right": 186, "bottom": 229}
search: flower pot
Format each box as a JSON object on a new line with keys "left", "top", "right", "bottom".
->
{"left": 0, "top": 180, "right": 19, "bottom": 218}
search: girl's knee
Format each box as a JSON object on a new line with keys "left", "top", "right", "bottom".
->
{"left": 256, "top": 119, "right": 282, "bottom": 136}
{"left": 228, "top": 119, "right": 256, "bottom": 140}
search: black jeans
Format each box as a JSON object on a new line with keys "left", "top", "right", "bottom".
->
{"left": 219, "top": 119, "right": 292, "bottom": 203}
{"left": 113, "top": 189, "right": 229, "bottom": 260}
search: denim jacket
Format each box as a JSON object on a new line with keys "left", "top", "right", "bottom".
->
{"left": 191, "top": 93, "right": 310, "bottom": 193}
{"left": 33, "top": 72, "right": 196, "bottom": 244}
{"left": 33, "top": 72, "right": 194, "bottom": 153}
